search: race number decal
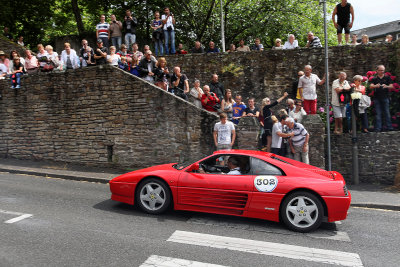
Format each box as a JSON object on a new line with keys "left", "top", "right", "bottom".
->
{"left": 254, "top": 176, "right": 278, "bottom": 192}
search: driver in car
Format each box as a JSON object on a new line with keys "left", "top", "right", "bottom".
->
{"left": 226, "top": 157, "right": 241, "bottom": 175}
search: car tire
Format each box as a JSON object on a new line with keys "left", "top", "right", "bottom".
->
{"left": 280, "top": 191, "right": 323, "bottom": 233}
{"left": 136, "top": 178, "right": 171, "bottom": 214}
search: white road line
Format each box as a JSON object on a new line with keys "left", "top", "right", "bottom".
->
{"left": 187, "top": 216, "right": 351, "bottom": 242}
{"left": 168, "top": 230, "right": 363, "bottom": 267}
{"left": 0, "top": 209, "right": 33, "bottom": 224}
{"left": 139, "top": 255, "right": 229, "bottom": 267}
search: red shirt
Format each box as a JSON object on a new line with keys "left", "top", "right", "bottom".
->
{"left": 201, "top": 94, "right": 220, "bottom": 112}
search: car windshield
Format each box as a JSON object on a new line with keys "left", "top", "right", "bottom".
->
{"left": 173, "top": 154, "right": 207, "bottom": 170}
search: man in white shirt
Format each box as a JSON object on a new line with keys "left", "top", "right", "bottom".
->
{"left": 283, "top": 34, "right": 299, "bottom": 49}
{"left": 226, "top": 157, "right": 241, "bottom": 175}
{"left": 213, "top": 113, "right": 235, "bottom": 150}
{"left": 298, "top": 65, "right": 326, "bottom": 114}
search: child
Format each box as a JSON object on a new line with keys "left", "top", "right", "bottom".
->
{"left": 118, "top": 56, "right": 129, "bottom": 72}
{"left": 10, "top": 57, "right": 25, "bottom": 89}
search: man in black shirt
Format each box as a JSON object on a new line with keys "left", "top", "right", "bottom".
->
{"left": 209, "top": 74, "right": 224, "bottom": 100}
{"left": 332, "top": 0, "right": 354, "bottom": 44}
{"left": 370, "top": 65, "right": 394, "bottom": 132}
{"left": 191, "top": 41, "right": 204, "bottom": 53}
{"left": 94, "top": 39, "right": 108, "bottom": 65}
{"left": 170, "top": 66, "right": 189, "bottom": 100}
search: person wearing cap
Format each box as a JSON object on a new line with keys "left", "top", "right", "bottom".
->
{"left": 94, "top": 38, "right": 108, "bottom": 65}
{"left": 0, "top": 51, "right": 10, "bottom": 71}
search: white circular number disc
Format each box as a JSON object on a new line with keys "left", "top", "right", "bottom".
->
{"left": 254, "top": 176, "right": 278, "bottom": 192}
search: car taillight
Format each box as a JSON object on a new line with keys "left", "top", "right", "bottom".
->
{"left": 343, "top": 185, "right": 348, "bottom": 196}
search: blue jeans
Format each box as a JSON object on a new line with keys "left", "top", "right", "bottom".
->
{"left": 374, "top": 97, "right": 393, "bottom": 131}
{"left": 125, "top": 33, "right": 136, "bottom": 50}
{"left": 164, "top": 29, "right": 175, "bottom": 54}
{"left": 10, "top": 72, "right": 22, "bottom": 86}
{"left": 100, "top": 37, "right": 109, "bottom": 48}
{"left": 111, "top": 36, "right": 122, "bottom": 50}
{"left": 154, "top": 39, "right": 163, "bottom": 56}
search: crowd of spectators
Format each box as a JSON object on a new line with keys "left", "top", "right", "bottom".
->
{"left": 0, "top": 2, "right": 398, "bottom": 164}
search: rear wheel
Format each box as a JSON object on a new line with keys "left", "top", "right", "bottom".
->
{"left": 136, "top": 178, "right": 171, "bottom": 214}
{"left": 281, "top": 191, "right": 323, "bottom": 232}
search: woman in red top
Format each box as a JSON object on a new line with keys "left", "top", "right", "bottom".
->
{"left": 201, "top": 85, "right": 220, "bottom": 112}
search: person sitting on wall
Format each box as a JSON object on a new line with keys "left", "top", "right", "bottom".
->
{"left": 61, "top": 42, "right": 80, "bottom": 69}
{"left": 9, "top": 57, "right": 25, "bottom": 89}
{"left": 349, "top": 34, "right": 359, "bottom": 45}
{"left": 191, "top": 41, "right": 204, "bottom": 54}
{"left": 201, "top": 85, "right": 220, "bottom": 112}
{"left": 80, "top": 39, "right": 95, "bottom": 67}
{"left": 170, "top": 66, "right": 189, "bottom": 100}
{"left": 118, "top": 56, "right": 129, "bottom": 72}
{"left": 207, "top": 41, "right": 220, "bottom": 53}
{"left": 138, "top": 50, "right": 156, "bottom": 83}
{"left": 236, "top": 39, "right": 250, "bottom": 52}
{"left": 283, "top": 34, "right": 299, "bottom": 49}
{"left": 360, "top": 34, "right": 371, "bottom": 45}
{"left": 176, "top": 43, "right": 188, "bottom": 54}
{"left": 272, "top": 38, "right": 283, "bottom": 50}
{"left": 154, "top": 57, "right": 170, "bottom": 91}
{"left": 305, "top": 32, "right": 322, "bottom": 48}
{"left": 24, "top": 50, "right": 39, "bottom": 74}
{"left": 93, "top": 39, "right": 108, "bottom": 66}
{"left": 251, "top": 38, "right": 264, "bottom": 51}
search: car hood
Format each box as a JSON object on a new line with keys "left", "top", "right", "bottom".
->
{"left": 110, "top": 163, "right": 177, "bottom": 182}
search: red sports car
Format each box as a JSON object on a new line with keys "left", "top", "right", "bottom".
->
{"left": 109, "top": 150, "right": 351, "bottom": 232}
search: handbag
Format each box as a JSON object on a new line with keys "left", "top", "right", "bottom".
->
{"left": 42, "top": 63, "right": 54, "bottom": 72}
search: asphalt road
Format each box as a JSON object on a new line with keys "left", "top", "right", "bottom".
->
{"left": 0, "top": 172, "right": 399, "bottom": 267}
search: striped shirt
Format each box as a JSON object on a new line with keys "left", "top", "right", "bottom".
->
{"left": 96, "top": 22, "right": 110, "bottom": 38}
{"left": 291, "top": 123, "right": 308, "bottom": 147}
{"left": 308, "top": 36, "right": 322, "bottom": 48}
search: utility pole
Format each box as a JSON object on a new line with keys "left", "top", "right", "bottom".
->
{"left": 320, "top": 0, "right": 332, "bottom": 171}
{"left": 220, "top": 0, "right": 225, "bottom": 52}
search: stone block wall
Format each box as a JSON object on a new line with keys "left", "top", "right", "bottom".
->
{"left": 331, "top": 131, "right": 400, "bottom": 185}
{"left": 0, "top": 65, "right": 218, "bottom": 168}
{"left": 165, "top": 43, "right": 398, "bottom": 109}
{"left": 0, "top": 36, "right": 26, "bottom": 56}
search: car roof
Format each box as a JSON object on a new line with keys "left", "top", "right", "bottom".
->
{"left": 212, "top": 149, "right": 273, "bottom": 158}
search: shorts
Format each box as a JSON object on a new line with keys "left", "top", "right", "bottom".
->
{"left": 263, "top": 128, "right": 272, "bottom": 136}
{"left": 333, "top": 105, "right": 346, "bottom": 118}
{"left": 337, "top": 23, "right": 350, "bottom": 34}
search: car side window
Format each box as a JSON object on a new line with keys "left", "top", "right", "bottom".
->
{"left": 251, "top": 157, "right": 283, "bottom": 176}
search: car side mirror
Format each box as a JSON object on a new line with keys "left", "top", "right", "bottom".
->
{"left": 190, "top": 162, "right": 200, "bottom": 172}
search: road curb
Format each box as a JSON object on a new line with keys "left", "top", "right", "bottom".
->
{"left": 350, "top": 203, "right": 400, "bottom": 211}
{"left": 0, "top": 168, "right": 111, "bottom": 184}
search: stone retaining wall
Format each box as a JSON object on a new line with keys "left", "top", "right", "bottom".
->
{"left": 0, "top": 65, "right": 218, "bottom": 168}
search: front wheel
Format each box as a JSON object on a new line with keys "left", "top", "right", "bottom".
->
{"left": 281, "top": 191, "right": 323, "bottom": 233}
{"left": 136, "top": 178, "right": 171, "bottom": 214}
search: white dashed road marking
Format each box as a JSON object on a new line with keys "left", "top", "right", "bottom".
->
{"left": 187, "top": 216, "right": 351, "bottom": 242}
{"left": 139, "top": 255, "right": 229, "bottom": 267}
{"left": 167, "top": 230, "right": 363, "bottom": 267}
{"left": 0, "top": 209, "right": 33, "bottom": 224}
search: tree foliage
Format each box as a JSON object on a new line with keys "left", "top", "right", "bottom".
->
{"left": 0, "top": 0, "right": 337, "bottom": 50}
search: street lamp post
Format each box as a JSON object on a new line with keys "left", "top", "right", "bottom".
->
{"left": 320, "top": 0, "right": 332, "bottom": 171}
{"left": 220, "top": 0, "right": 225, "bottom": 52}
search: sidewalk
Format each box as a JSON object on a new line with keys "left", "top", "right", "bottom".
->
{"left": 0, "top": 158, "right": 399, "bottom": 211}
